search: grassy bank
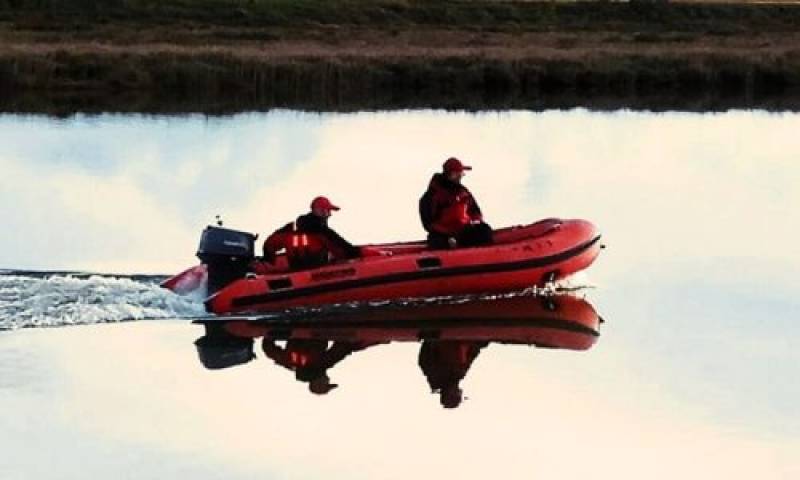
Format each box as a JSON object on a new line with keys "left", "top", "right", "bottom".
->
{"left": 4, "top": 0, "right": 800, "bottom": 32}
{"left": 2, "top": 1, "right": 800, "bottom": 112}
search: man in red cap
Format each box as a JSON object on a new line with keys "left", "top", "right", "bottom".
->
{"left": 419, "top": 157, "right": 493, "bottom": 249}
{"left": 261, "top": 338, "right": 381, "bottom": 395}
{"left": 262, "top": 196, "right": 363, "bottom": 270}
{"left": 418, "top": 339, "right": 488, "bottom": 409}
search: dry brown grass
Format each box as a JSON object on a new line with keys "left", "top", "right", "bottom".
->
{"left": 3, "top": 1, "right": 800, "bottom": 112}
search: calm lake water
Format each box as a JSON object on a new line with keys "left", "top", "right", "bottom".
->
{"left": 1, "top": 110, "right": 798, "bottom": 479}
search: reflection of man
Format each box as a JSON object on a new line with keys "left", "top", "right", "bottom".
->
{"left": 418, "top": 340, "right": 488, "bottom": 408}
{"left": 261, "top": 338, "right": 376, "bottom": 395}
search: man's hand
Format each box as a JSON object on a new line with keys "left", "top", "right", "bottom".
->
{"left": 361, "top": 246, "right": 392, "bottom": 257}
{"left": 448, "top": 237, "right": 458, "bottom": 248}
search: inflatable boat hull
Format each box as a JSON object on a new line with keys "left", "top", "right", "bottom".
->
{"left": 217, "top": 294, "right": 601, "bottom": 351}
{"left": 199, "top": 218, "right": 601, "bottom": 314}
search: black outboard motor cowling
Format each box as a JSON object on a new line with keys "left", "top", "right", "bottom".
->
{"left": 194, "top": 323, "right": 256, "bottom": 370}
{"left": 196, "top": 226, "right": 257, "bottom": 294}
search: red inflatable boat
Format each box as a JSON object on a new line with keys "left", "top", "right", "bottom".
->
{"left": 217, "top": 294, "right": 601, "bottom": 351}
{"left": 162, "top": 218, "right": 602, "bottom": 315}
{"left": 192, "top": 294, "right": 601, "bottom": 373}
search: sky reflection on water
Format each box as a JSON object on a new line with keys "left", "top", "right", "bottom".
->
{"left": 1, "top": 314, "right": 797, "bottom": 480}
{"left": 3, "top": 109, "right": 799, "bottom": 280}
{"left": 1, "top": 109, "right": 798, "bottom": 479}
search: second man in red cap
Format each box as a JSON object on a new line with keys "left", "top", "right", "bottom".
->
{"left": 419, "top": 157, "right": 493, "bottom": 249}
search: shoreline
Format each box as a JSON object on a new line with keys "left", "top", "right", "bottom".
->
{"left": 5, "top": 89, "right": 800, "bottom": 116}
{"left": 3, "top": 1, "right": 800, "bottom": 113}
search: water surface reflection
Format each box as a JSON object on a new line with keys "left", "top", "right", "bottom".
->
{"left": 194, "top": 294, "right": 601, "bottom": 408}
{"left": 1, "top": 109, "right": 798, "bottom": 479}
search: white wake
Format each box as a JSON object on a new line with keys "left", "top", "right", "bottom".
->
{"left": 0, "top": 273, "right": 206, "bottom": 330}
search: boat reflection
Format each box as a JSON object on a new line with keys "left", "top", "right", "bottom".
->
{"left": 193, "top": 293, "right": 602, "bottom": 408}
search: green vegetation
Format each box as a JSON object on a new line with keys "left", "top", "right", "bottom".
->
{"left": 4, "top": 0, "right": 800, "bottom": 31}
{"left": 2, "top": 1, "right": 800, "bottom": 112}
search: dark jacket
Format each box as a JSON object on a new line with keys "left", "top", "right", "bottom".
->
{"left": 419, "top": 173, "right": 483, "bottom": 236}
{"left": 262, "top": 339, "right": 354, "bottom": 371}
{"left": 263, "top": 212, "right": 360, "bottom": 269}
{"left": 261, "top": 339, "right": 374, "bottom": 381}
{"left": 418, "top": 340, "right": 488, "bottom": 392}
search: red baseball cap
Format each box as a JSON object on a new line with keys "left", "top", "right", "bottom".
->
{"left": 310, "top": 196, "right": 340, "bottom": 211}
{"left": 443, "top": 157, "right": 472, "bottom": 173}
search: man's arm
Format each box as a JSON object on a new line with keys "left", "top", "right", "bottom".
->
{"left": 323, "top": 227, "right": 361, "bottom": 259}
{"left": 261, "top": 339, "right": 293, "bottom": 368}
{"left": 419, "top": 190, "right": 437, "bottom": 233}
{"left": 467, "top": 189, "right": 483, "bottom": 222}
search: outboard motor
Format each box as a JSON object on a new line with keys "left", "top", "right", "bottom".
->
{"left": 196, "top": 225, "right": 257, "bottom": 295}
{"left": 194, "top": 323, "right": 256, "bottom": 370}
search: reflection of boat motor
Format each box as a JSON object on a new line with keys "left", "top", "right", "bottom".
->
{"left": 196, "top": 225, "right": 257, "bottom": 295}
{"left": 194, "top": 323, "right": 256, "bottom": 370}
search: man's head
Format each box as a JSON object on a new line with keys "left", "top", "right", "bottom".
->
{"left": 309, "top": 373, "right": 339, "bottom": 395}
{"left": 310, "top": 196, "right": 340, "bottom": 218}
{"left": 440, "top": 384, "right": 464, "bottom": 409}
{"left": 295, "top": 366, "right": 339, "bottom": 395}
{"left": 442, "top": 157, "right": 472, "bottom": 183}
